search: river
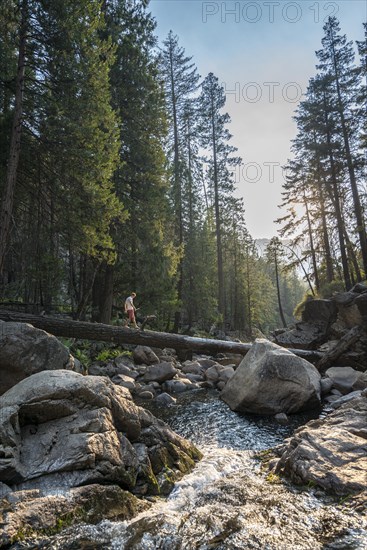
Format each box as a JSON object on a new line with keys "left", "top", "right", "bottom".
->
{"left": 14, "top": 389, "right": 367, "bottom": 549}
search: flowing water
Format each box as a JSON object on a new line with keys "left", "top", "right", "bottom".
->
{"left": 15, "top": 390, "right": 367, "bottom": 550}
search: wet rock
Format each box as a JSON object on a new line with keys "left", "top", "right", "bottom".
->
{"left": 0, "top": 482, "right": 11, "bottom": 498}
{"left": 275, "top": 390, "right": 367, "bottom": 495}
{"left": 143, "top": 361, "right": 178, "bottom": 383}
{"left": 154, "top": 393, "right": 176, "bottom": 407}
{"left": 221, "top": 339, "right": 321, "bottom": 414}
{"left": 133, "top": 346, "right": 159, "bottom": 365}
{"left": 0, "top": 370, "right": 201, "bottom": 497}
{"left": 0, "top": 484, "right": 149, "bottom": 547}
{"left": 324, "top": 394, "right": 341, "bottom": 404}
{"left": 0, "top": 322, "right": 75, "bottom": 396}
{"left": 275, "top": 413, "right": 289, "bottom": 425}
{"left": 320, "top": 377, "right": 333, "bottom": 395}
{"left": 163, "top": 379, "right": 197, "bottom": 393}
{"left": 325, "top": 366, "right": 367, "bottom": 395}
{"left": 328, "top": 390, "right": 362, "bottom": 410}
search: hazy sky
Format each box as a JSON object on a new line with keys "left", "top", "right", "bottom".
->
{"left": 149, "top": 0, "right": 366, "bottom": 238}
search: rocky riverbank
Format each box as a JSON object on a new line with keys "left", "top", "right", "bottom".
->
{"left": 1, "top": 293, "right": 367, "bottom": 546}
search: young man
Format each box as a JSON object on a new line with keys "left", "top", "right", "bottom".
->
{"left": 124, "top": 292, "right": 138, "bottom": 328}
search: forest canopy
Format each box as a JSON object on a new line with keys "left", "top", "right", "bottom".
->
{"left": 0, "top": 1, "right": 365, "bottom": 336}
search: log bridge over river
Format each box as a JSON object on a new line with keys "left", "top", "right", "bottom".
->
{"left": 0, "top": 310, "right": 325, "bottom": 364}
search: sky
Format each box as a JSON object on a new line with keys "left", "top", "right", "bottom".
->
{"left": 149, "top": 0, "right": 367, "bottom": 239}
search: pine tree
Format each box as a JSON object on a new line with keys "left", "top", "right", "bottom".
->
{"left": 198, "top": 72, "right": 241, "bottom": 326}
{"left": 317, "top": 17, "right": 367, "bottom": 276}
{"left": 160, "top": 31, "right": 200, "bottom": 331}
{"left": 103, "top": 0, "right": 178, "bottom": 325}
{"left": 266, "top": 238, "right": 287, "bottom": 328}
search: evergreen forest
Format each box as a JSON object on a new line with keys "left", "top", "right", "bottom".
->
{"left": 0, "top": 1, "right": 366, "bottom": 337}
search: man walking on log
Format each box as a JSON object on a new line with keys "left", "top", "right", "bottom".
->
{"left": 124, "top": 292, "right": 138, "bottom": 329}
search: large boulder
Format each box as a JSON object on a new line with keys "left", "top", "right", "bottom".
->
{"left": 0, "top": 370, "right": 201, "bottom": 496}
{"left": 275, "top": 299, "right": 337, "bottom": 350}
{"left": 301, "top": 299, "right": 337, "bottom": 326}
{"left": 0, "top": 322, "right": 75, "bottom": 396}
{"left": 0, "top": 484, "right": 149, "bottom": 547}
{"left": 221, "top": 339, "right": 321, "bottom": 414}
{"left": 274, "top": 390, "right": 367, "bottom": 496}
{"left": 274, "top": 322, "right": 327, "bottom": 350}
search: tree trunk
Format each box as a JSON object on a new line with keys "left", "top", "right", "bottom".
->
{"left": 316, "top": 325, "right": 364, "bottom": 372}
{"left": 210, "top": 91, "right": 225, "bottom": 324}
{"left": 92, "top": 262, "right": 114, "bottom": 323}
{"left": 0, "top": 0, "right": 27, "bottom": 273}
{"left": 314, "top": 154, "right": 334, "bottom": 283}
{"left": 274, "top": 249, "right": 287, "bottom": 328}
{"left": 303, "top": 189, "right": 320, "bottom": 292}
{"left": 0, "top": 309, "right": 323, "bottom": 362}
{"left": 323, "top": 91, "right": 352, "bottom": 289}
{"left": 169, "top": 44, "right": 184, "bottom": 334}
{"left": 330, "top": 32, "right": 367, "bottom": 275}
{"left": 99, "top": 263, "right": 114, "bottom": 324}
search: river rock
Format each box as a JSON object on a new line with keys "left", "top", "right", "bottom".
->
{"left": 215, "top": 353, "right": 243, "bottom": 367}
{"left": 163, "top": 379, "right": 196, "bottom": 393}
{"left": 325, "top": 366, "right": 367, "bottom": 395}
{"left": 0, "top": 370, "right": 201, "bottom": 497}
{"left": 274, "top": 322, "right": 327, "bottom": 350}
{"left": 0, "top": 484, "right": 149, "bottom": 548}
{"left": 143, "top": 361, "right": 178, "bottom": 383}
{"left": 112, "top": 373, "right": 136, "bottom": 391}
{"left": 181, "top": 360, "right": 202, "bottom": 375}
{"left": 205, "top": 365, "right": 221, "bottom": 383}
{"left": 274, "top": 390, "right": 367, "bottom": 495}
{"left": 138, "top": 391, "right": 154, "bottom": 400}
{"left": 301, "top": 299, "right": 337, "bottom": 326}
{"left": 320, "top": 377, "right": 334, "bottom": 395}
{"left": 0, "top": 322, "right": 75, "bottom": 396}
{"left": 155, "top": 393, "right": 177, "bottom": 406}
{"left": 219, "top": 366, "right": 235, "bottom": 383}
{"left": 196, "top": 358, "right": 217, "bottom": 370}
{"left": 88, "top": 362, "right": 117, "bottom": 377}
{"left": 221, "top": 339, "right": 321, "bottom": 414}
{"left": 274, "top": 413, "right": 289, "bottom": 425}
{"left": 133, "top": 346, "right": 159, "bottom": 365}
{"left": 327, "top": 390, "right": 363, "bottom": 410}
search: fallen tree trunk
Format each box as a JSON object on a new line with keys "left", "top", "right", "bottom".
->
{"left": 316, "top": 325, "right": 364, "bottom": 373}
{"left": 0, "top": 310, "right": 323, "bottom": 362}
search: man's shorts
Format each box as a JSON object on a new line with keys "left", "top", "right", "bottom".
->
{"left": 128, "top": 309, "right": 135, "bottom": 321}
